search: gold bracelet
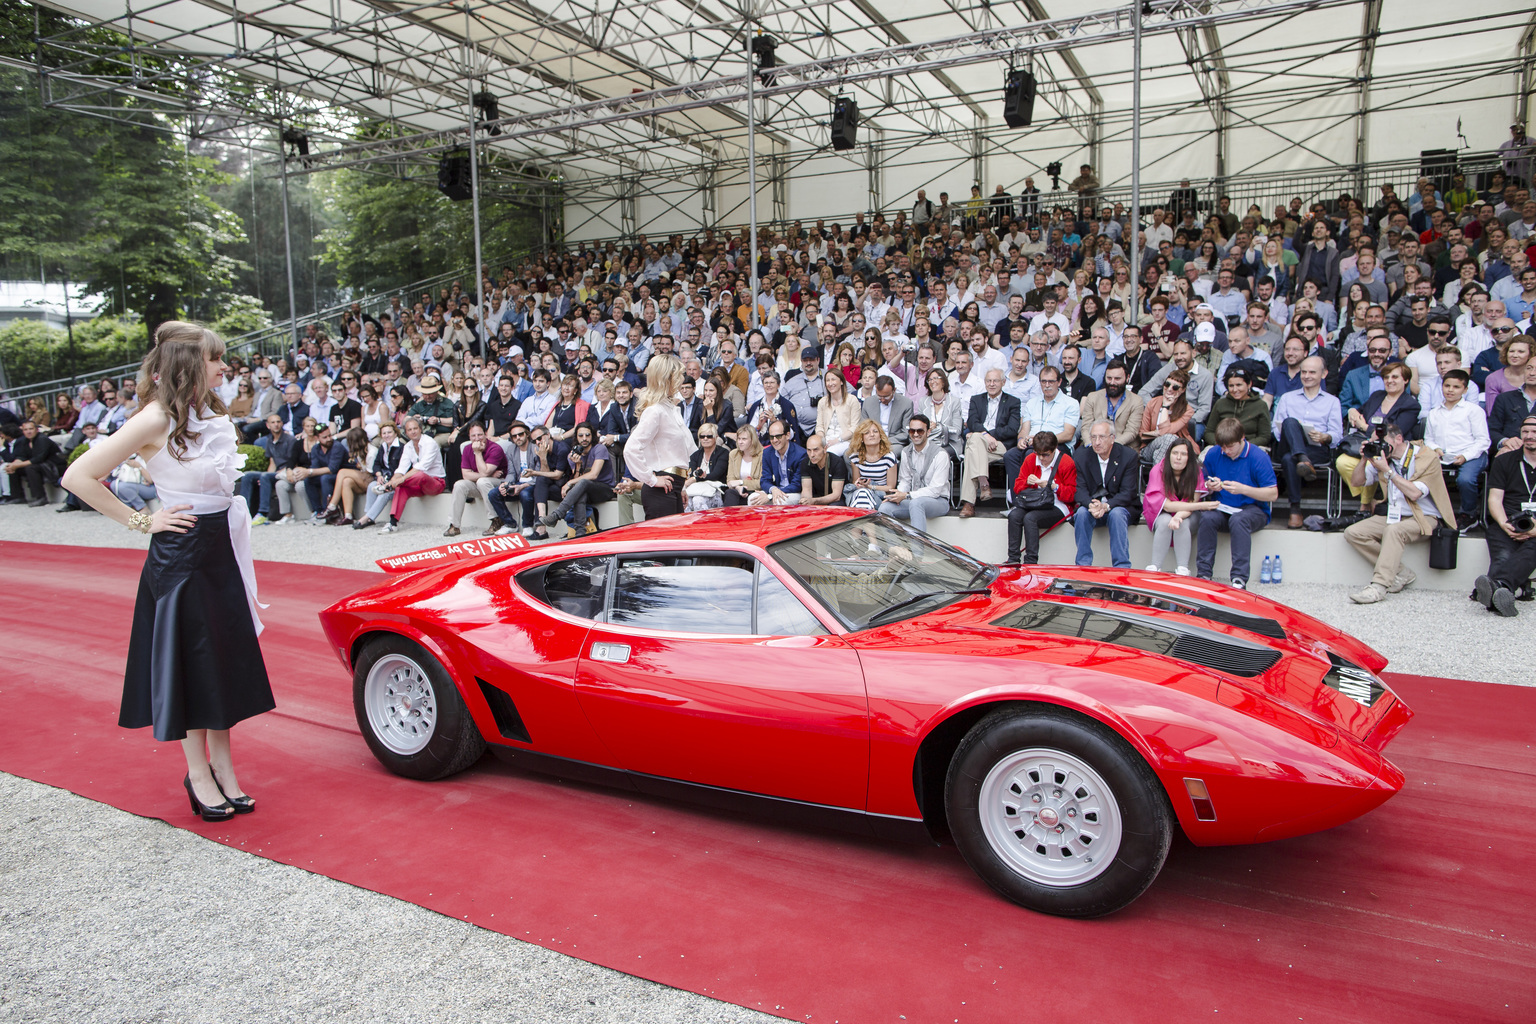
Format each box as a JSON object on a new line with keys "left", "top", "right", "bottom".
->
{"left": 128, "top": 510, "right": 153, "bottom": 534}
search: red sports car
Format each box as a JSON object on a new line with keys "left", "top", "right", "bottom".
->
{"left": 319, "top": 507, "right": 1412, "bottom": 917}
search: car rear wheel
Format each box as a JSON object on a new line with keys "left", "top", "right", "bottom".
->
{"left": 945, "top": 706, "right": 1172, "bottom": 917}
{"left": 354, "top": 635, "right": 485, "bottom": 781}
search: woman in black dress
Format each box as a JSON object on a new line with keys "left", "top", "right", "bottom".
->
{"left": 62, "top": 322, "right": 275, "bottom": 822}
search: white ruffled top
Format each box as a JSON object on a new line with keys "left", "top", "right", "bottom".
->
{"left": 148, "top": 409, "right": 266, "bottom": 634}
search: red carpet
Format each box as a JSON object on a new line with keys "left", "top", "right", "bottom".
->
{"left": 2, "top": 540, "right": 1531, "bottom": 1024}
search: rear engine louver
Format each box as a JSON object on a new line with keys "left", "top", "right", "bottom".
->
{"left": 1045, "top": 579, "right": 1287, "bottom": 640}
{"left": 994, "top": 601, "right": 1282, "bottom": 678}
{"left": 476, "top": 678, "right": 532, "bottom": 742}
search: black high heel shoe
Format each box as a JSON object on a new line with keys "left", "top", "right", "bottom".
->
{"left": 184, "top": 774, "right": 235, "bottom": 822}
{"left": 209, "top": 765, "right": 255, "bottom": 814}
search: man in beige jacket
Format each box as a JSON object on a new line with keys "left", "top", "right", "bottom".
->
{"left": 1344, "top": 421, "right": 1458, "bottom": 603}
{"left": 1076, "top": 361, "right": 1145, "bottom": 452}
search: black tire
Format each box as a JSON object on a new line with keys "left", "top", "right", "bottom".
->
{"left": 945, "top": 706, "right": 1173, "bottom": 918}
{"left": 353, "top": 634, "right": 485, "bottom": 781}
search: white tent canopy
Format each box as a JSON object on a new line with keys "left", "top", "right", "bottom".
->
{"left": 28, "top": 0, "right": 1536, "bottom": 240}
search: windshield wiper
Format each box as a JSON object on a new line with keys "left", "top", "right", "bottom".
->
{"left": 965, "top": 563, "right": 998, "bottom": 588}
{"left": 865, "top": 587, "right": 993, "bottom": 627}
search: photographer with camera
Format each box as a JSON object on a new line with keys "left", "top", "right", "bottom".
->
{"left": 538, "top": 422, "right": 614, "bottom": 535}
{"left": 1474, "top": 414, "right": 1536, "bottom": 617}
{"left": 1343, "top": 420, "right": 1458, "bottom": 605}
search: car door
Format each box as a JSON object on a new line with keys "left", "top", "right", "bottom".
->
{"left": 574, "top": 552, "right": 869, "bottom": 810}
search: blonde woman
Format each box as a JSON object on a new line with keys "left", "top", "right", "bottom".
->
{"left": 623, "top": 353, "right": 695, "bottom": 520}
{"left": 844, "top": 418, "right": 897, "bottom": 510}
{"left": 61, "top": 321, "right": 274, "bottom": 822}
{"left": 724, "top": 424, "right": 764, "bottom": 506}
{"left": 776, "top": 327, "right": 805, "bottom": 376}
{"left": 816, "top": 368, "right": 861, "bottom": 456}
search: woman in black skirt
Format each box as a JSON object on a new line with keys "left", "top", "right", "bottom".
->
{"left": 62, "top": 322, "right": 275, "bottom": 823}
{"left": 623, "top": 354, "right": 695, "bottom": 521}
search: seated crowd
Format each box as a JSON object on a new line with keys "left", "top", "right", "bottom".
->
{"left": 4, "top": 157, "right": 1535, "bottom": 614}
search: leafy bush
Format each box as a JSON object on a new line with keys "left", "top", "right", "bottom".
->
{"left": 237, "top": 443, "right": 268, "bottom": 473}
{"left": 68, "top": 442, "right": 90, "bottom": 465}
{"left": 0, "top": 315, "right": 149, "bottom": 388}
{"left": 212, "top": 295, "right": 273, "bottom": 340}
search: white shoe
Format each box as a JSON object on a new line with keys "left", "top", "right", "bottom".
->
{"left": 497, "top": 524, "right": 518, "bottom": 535}
{"left": 1145, "top": 565, "right": 1160, "bottom": 573}
{"left": 381, "top": 522, "right": 397, "bottom": 533}
{"left": 1349, "top": 583, "right": 1387, "bottom": 604}
{"left": 521, "top": 527, "right": 535, "bottom": 537}
{"left": 1175, "top": 567, "right": 1191, "bottom": 576}
{"left": 1387, "top": 568, "right": 1416, "bottom": 594}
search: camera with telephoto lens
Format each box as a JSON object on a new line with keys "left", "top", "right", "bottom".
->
{"left": 1513, "top": 513, "right": 1536, "bottom": 533}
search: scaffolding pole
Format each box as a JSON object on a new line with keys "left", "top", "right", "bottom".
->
{"left": 464, "top": 11, "right": 485, "bottom": 322}
{"left": 746, "top": 27, "right": 760, "bottom": 330}
{"left": 279, "top": 137, "right": 299, "bottom": 353}
{"left": 1130, "top": 1, "right": 1142, "bottom": 315}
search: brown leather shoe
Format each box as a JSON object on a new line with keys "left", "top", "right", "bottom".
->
{"left": 1287, "top": 512, "right": 1303, "bottom": 529}
{"left": 959, "top": 502, "right": 976, "bottom": 519}
{"left": 481, "top": 521, "right": 503, "bottom": 536}
{"left": 1296, "top": 459, "right": 1317, "bottom": 482}
{"left": 978, "top": 479, "right": 992, "bottom": 501}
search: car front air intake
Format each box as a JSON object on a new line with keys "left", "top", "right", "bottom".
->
{"left": 994, "top": 601, "right": 1283, "bottom": 678}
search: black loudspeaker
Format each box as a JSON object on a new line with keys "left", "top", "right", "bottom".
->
{"left": 1419, "top": 148, "right": 1457, "bottom": 192}
{"left": 831, "top": 97, "right": 858, "bottom": 151}
{"left": 1003, "top": 69, "right": 1036, "bottom": 129}
{"left": 438, "top": 151, "right": 472, "bottom": 201}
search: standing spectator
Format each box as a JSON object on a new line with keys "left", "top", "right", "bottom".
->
{"left": 957, "top": 369, "right": 1021, "bottom": 517}
{"left": 1424, "top": 369, "right": 1490, "bottom": 529}
{"left": 1343, "top": 421, "right": 1457, "bottom": 604}
{"left": 1005, "top": 432, "right": 1077, "bottom": 565}
{"left": 1143, "top": 439, "right": 1212, "bottom": 575}
{"left": 1474, "top": 415, "right": 1536, "bottom": 616}
{"left": 540, "top": 423, "right": 615, "bottom": 531}
{"left": 624, "top": 354, "right": 695, "bottom": 522}
{"left": 878, "top": 415, "right": 951, "bottom": 531}
{"left": 1195, "top": 417, "right": 1279, "bottom": 588}
{"left": 1272, "top": 355, "right": 1342, "bottom": 528}
{"left": 381, "top": 417, "right": 446, "bottom": 533}
{"left": 1070, "top": 420, "right": 1139, "bottom": 569}
{"left": 444, "top": 423, "right": 507, "bottom": 537}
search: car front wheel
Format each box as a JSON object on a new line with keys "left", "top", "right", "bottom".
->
{"left": 353, "top": 635, "right": 485, "bottom": 780}
{"left": 945, "top": 707, "right": 1172, "bottom": 917}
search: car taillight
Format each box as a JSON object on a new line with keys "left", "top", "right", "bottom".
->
{"left": 1183, "top": 778, "right": 1217, "bottom": 821}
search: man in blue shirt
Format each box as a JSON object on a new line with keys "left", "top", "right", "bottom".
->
{"left": 240, "top": 413, "right": 302, "bottom": 525}
{"left": 1271, "top": 355, "right": 1343, "bottom": 528}
{"left": 752, "top": 420, "right": 807, "bottom": 506}
{"left": 1196, "top": 417, "right": 1280, "bottom": 588}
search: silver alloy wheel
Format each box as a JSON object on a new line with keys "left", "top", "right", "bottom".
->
{"left": 364, "top": 653, "right": 439, "bottom": 756}
{"left": 978, "top": 747, "right": 1124, "bottom": 887}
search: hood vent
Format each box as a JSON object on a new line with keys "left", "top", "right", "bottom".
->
{"left": 1045, "top": 579, "right": 1287, "bottom": 640}
{"left": 995, "top": 601, "right": 1282, "bottom": 679}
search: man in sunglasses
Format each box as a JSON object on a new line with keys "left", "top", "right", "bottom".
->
{"left": 878, "top": 415, "right": 951, "bottom": 532}
{"left": 749, "top": 420, "right": 806, "bottom": 507}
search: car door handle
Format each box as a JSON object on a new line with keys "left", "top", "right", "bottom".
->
{"left": 590, "top": 642, "right": 631, "bottom": 664}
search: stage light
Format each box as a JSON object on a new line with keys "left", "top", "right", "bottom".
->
{"left": 473, "top": 91, "right": 502, "bottom": 136}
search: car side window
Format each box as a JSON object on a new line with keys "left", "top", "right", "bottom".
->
{"left": 518, "top": 556, "right": 610, "bottom": 620}
{"left": 755, "top": 565, "right": 826, "bottom": 636}
{"left": 611, "top": 556, "right": 755, "bottom": 634}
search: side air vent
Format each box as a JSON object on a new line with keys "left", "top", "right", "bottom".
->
{"left": 476, "top": 678, "right": 532, "bottom": 742}
{"left": 1045, "top": 579, "right": 1287, "bottom": 640}
{"left": 994, "top": 601, "right": 1282, "bottom": 678}
{"left": 1322, "top": 654, "right": 1386, "bottom": 707}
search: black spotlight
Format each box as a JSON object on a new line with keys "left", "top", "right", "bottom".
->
{"left": 280, "top": 127, "right": 309, "bottom": 159}
{"left": 750, "top": 33, "right": 777, "bottom": 85}
{"left": 831, "top": 96, "right": 858, "bottom": 151}
{"left": 438, "top": 149, "right": 473, "bottom": 201}
{"left": 472, "top": 91, "right": 502, "bottom": 136}
{"left": 1002, "top": 68, "right": 1035, "bottom": 128}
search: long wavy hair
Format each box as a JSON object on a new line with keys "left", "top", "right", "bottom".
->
{"left": 137, "top": 321, "right": 227, "bottom": 460}
{"left": 637, "top": 353, "right": 683, "bottom": 415}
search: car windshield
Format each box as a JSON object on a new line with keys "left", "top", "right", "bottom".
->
{"left": 767, "top": 512, "right": 996, "bottom": 630}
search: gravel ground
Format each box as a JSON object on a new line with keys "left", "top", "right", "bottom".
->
{"left": 0, "top": 773, "right": 773, "bottom": 1024}
{"left": 1, "top": 499, "right": 1530, "bottom": 1023}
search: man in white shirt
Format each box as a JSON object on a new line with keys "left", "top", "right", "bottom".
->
{"left": 1424, "top": 368, "right": 1490, "bottom": 528}
{"left": 1145, "top": 208, "right": 1174, "bottom": 250}
{"left": 948, "top": 351, "right": 982, "bottom": 409}
{"left": 878, "top": 414, "right": 952, "bottom": 532}
{"left": 1003, "top": 366, "right": 1081, "bottom": 493}
{"left": 1454, "top": 291, "right": 1496, "bottom": 364}
{"left": 1415, "top": 344, "right": 1480, "bottom": 414}
{"left": 967, "top": 332, "right": 1007, "bottom": 377}
{"left": 1002, "top": 346, "right": 1041, "bottom": 407}
{"left": 1028, "top": 294, "right": 1071, "bottom": 337}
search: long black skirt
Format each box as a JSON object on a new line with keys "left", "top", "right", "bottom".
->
{"left": 120, "top": 509, "right": 275, "bottom": 741}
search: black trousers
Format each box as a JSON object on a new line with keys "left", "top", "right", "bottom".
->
{"left": 641, "top": 473, "right": 685, "bottom": 520}
{"left": 10, "top": 462, "right": 60, "bottom": 502}
{"left": 1486, "top": 529, "right": 1536, "bottom": 588}
{"left": 1007, "top": 504, "right": 1065, "bottom": 564}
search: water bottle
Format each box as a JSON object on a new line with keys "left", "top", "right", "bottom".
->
{"left": 1272, "top": 555, "right": 1283, "bottom": 584}
{"left": 1260, "top": 555, "right": 1272, "bottom": 585}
